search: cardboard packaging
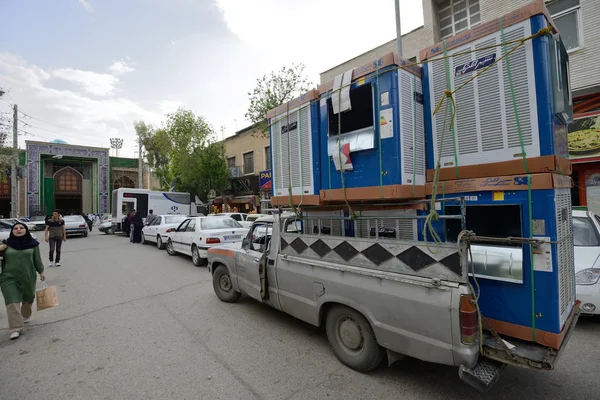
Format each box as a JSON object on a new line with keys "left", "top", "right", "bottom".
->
{"left": 320, "top": 185, "right": 426, "bottom": 203}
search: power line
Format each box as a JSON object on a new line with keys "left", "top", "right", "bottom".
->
{"left": 17, "top": 108, "right": 111, "bottom": 140}
{"left": 17, "top": 118, "right": 108, "bottom": 145}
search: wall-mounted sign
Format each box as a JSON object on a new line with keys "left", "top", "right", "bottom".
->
{"left": 259, "top": 169, "right": 272, "bottom": 191}
{"left": 569, "top": 114, "right": 600, "bottom": 160}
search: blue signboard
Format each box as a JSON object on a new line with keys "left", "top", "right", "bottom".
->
{"left": 259, "top": 170, "right": 272, "bottom": 190}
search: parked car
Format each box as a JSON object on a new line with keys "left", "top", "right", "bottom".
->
{"left": 63, "top": 215, "right": 89, "bottom": 237}
{"left": 0, "top": 218, "right": 36, "bottom": 231}
{"left": 29, "top": 215, "right": 47, "bottom": 231}
{"left": 212, "top": 212, "right": 268, "bottom": 228}
{"left": 573, "top": 209, "right": 600, "bottom": 315}
{"left": 142, "top": 214, "right": 188, "bottom": 249}
{"left": 99, "top": 215, "right": 117, "bottom": 235}
{"left": 166, "top": 216, "right": 248, "bottom": 266}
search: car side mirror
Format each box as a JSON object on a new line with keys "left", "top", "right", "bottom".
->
{"left": 242, "top": 237, "right": 250, "bottom": 250}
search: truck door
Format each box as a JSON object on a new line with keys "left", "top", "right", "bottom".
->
{"left": 238, "top": 221, "right": 272, "bottom": 302}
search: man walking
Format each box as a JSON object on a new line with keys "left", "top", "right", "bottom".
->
{"left": 45, "top": 209, "right": 66, "bottom": 267}
{"left": 128, "top": 210, "right": 136, "bottom": 242}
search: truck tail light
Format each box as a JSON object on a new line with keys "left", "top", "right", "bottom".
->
{"left": 206, "top": 238, "right": 221, "bottom": 244}
{"left": 460, "top": 294, "right": 478, "bottom": 345}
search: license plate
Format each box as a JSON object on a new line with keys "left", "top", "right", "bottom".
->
{"left": 224, "top": 235, "right": 241, "bottom": 241}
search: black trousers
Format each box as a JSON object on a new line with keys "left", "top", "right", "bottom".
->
{"left": 49, "top": 238, "right": 63, "bottom": 262}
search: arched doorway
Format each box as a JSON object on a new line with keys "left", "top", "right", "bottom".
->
{"left": 113, "top": 176, "right": 135, "bottom": 190}
{"left": 54, "top": 167, "right": 83, "bottom": 215}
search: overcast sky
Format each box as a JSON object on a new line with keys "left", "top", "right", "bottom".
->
{"left": 0, "top": 0, "right": 424, "bottom": 157}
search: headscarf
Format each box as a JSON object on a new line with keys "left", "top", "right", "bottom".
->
{"left": 133, "top": 211, "right": 143, "bottom": 226}
{"left": 4, "top": 223, "right": 40, "bottom": 251}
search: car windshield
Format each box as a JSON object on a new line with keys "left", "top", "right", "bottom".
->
{"left": 164, "top": 216, "right": 187, "bottom": 224}
{"left": 573, "top": 217, "right": 600, "bottom": 246}
{"left": 64, "top": 216, "right": 83, "bottom": 222}
{"left": 201, "top": 218, "right": 242, "bottom": 230}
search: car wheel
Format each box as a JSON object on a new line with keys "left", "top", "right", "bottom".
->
{"left": 106, "top": 228, "right": 114, "bottom": 235}
{"left": 83, "top": 231, "right": 88, "bottom": 238}
{"left": 191, "top": 245, "right": 207, "bottom": 267}
{"left": 157, "top": 235, "right": 164, "bottom": 249}
{"left": 142, "top": 233, "right": 147, "bottom": 244}
{"left": 325, "top": 305, "right": 384, "bottom": 372}
{"left": 212, "top": 265, "right": 241, "bottom": 303}
{"left": 166, "top": 239, "right": 176, "bottom": 256}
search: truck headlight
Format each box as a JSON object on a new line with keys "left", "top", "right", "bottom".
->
{"left": 575, "top": 269, "right": 600, "bottom": 285}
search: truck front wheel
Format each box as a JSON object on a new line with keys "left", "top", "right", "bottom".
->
{"left": 212, "top": 265, "right": 241, "bottom": 303}
{"left": 325, "top": 305, "right": 384, "bottom": 372}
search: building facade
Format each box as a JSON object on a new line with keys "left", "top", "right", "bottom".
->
{"left": 214, "top": 124, "right": 272, "bottom": 213}
{"left": 20, "top": 140, "right": 158, "bottom": 217}
{"left": 320, "top": 0, "right": 600, "bottom": 211}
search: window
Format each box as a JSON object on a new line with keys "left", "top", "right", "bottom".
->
{"left": 201, "top": 218, "right": 243, "bottom": 230}
{"left": 153, "top": 217, "right": 162, "bottom": 226}
{"left": 250, "top": 223, "right": 273, "bottom": 252}
{"left": 264, "top": 146, "right": 271, "bottom": 170}
{"left": 186, "top": 219, "right": 196, "bottom": 232}
{"left": 164, "top": 216, "right": 187, "bottom": 225}
{"left": 327, "top": 83, "right": 374, "bottom": 135}
{"left": 547, "top": 0, "right": 582, "bottom": 51}
{"left": 438, "top": 0, "right": 481, "bottom": 39}
{"left": 573, "top": 217, "right": 600, "bottom": 246}
{"left": 227, "top": 157, "right": 236, "bottom": 168}
{"left": 177, "top": 220, "right": 190, "bottom": 232}
{"left": 243, "top": 152, "right": 254, "bottom": 174}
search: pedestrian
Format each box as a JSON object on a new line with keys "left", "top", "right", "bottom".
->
{"left": 0, "top": 223, "right": 45, "bottom": 340}
{"left": 45, "top": 209, "right": 66, "bottom": 267}
{"left": 128, "top": 210, "right": 136, "bottom": 242}
{"left": 146, "top": 209, "right": 157, "bottom": 226}
{"left": 132, "top": 211, "right": 144, "bottom": 243}
{"left": 86, "top": 213, "right": 93, "bottom": 232}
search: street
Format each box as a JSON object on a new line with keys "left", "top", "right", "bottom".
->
{"left": 1, "top": 231, "right": 599, "bottom": 400}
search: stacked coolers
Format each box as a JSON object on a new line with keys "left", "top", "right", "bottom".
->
{"left": 421, "top": 0, "right": 576, "bottom": 348}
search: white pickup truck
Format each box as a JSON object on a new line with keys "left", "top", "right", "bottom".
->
{"left": 207, "top": 213, "right": 580, "bottom": 391}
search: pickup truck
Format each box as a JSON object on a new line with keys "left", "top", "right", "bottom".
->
{"left": 207, "top": 214, "right": 580, "bottom": 391}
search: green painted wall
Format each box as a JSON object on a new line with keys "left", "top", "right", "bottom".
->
{"left": 43, "top": 178, "right": 55, "bottom": 214}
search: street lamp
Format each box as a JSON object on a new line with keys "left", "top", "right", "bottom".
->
{"left": 109, "top": 138, "right": 124, "bottom": 157}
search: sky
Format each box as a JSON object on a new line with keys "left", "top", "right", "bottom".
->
{"left": 0, "top": 0, "right": 424, "bottom": 157}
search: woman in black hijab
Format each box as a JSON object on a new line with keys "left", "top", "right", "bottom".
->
{"left": 132, "top": 211, "right": 144, "bottom": 243}
{"left": 0, "top": 223, "right": 45, "bottom": 340}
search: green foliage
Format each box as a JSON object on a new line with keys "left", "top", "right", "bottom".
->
{"left": 135, "top": 109, "right": 230, "bottom": 200}
{"left": 245, "top": 63, "right": 312, "bottom": 135}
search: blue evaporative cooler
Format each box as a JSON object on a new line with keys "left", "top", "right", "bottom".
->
{"left": 269, "top": 90, "right": 321, "bottom": 199}
{"left": 318, "top": 53, "right": 426, "bottom": 198}
{"left": 421, "top": 5, "right": 572, "bottom": 174}
{"left": 425, "top": 174, "right": 576, "bottom": 344}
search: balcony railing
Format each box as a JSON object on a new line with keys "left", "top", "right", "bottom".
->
{"left": 229, "top": 166, "right": 243, "bottom": 178}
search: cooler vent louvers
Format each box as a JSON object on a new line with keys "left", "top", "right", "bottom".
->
{"left": 400, "top": 72, "right": 426, "bottom": 183}
{"left": 555, "top": 188, "right": 575, "bottom": 328}
{"left": 427, "top": 19, "right": 539, "bottom": 167}
{"left": 354, "top": 210, "right": 417, "bottom": 240}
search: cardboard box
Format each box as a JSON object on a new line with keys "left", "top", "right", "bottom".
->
{"left": 426, "top": 156, "right": 571, "bottom": 182}
{"left": 320, "top": 185, "right": 426, "bottom": 203}
{"left": 318, "top": 52, "right": 421, "bottom": 95}
{"left": 267, "top": 89, "right": 319, "bottom": 120}
{"left": 426, "top": 173, "right": 573, "bottom": 195}
{"left": 420, "top": 0, "right": 555, "bottom": 61}
{"left": 271, "top": 195, "right": 322, "bottom": 207}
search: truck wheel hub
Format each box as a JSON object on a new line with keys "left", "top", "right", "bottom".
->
{"left": 339, "top": 318, "right": 363, "bottom": 350}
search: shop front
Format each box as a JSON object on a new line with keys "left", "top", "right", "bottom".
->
{"left": 569, "top": 93, "right": 600, "bottom": 214}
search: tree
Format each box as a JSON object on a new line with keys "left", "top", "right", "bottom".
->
{"left": 136, "top": 108, "right": 230, "bottom": 201}
{"left": 245, "top": 63, "right": 312, "bottom": 135}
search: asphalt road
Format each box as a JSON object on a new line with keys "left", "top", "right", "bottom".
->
{"left": 1, "top": 230, "right": 599, "bottom": 400}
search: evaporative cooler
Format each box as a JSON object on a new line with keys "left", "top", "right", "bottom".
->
{"left": 318, "top": 53, "right": 426, "bottom": 199}
{"left": 426, "top": 174, "right": 576, "bottom": 347}
{"left": 269, "top": 90, "right": 320, "bottom": 199}
{"left": 421, "top": 1, "right": 573, "bottom": 174}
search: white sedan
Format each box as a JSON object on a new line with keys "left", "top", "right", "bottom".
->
{"left": 141, "top": 214, "right": 188, "bottom": 249}
{"left": 573, "top": 209, "right": 600, "bottom": 315}
{"left": 165, "top": 216, "right": 248, "bottom": 266}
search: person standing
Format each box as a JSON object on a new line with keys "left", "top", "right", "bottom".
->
{"left": 128, "top": 210, "right": 136, "bottom": 242}
{"left": 0, "top": 223, "right": 45, "bottom": 340}
{"left": 45, "top": 210, "right": 66, "bottom": 267}
{"left": 146, "top": 209, "right": 157, "bottom": 226}
{"left": 132, "top": 211, "right": 144, "bottom": 243}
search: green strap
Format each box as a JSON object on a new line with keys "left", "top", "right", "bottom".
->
{"left": 442, "top": 41, "right": 460, "bottom": 178}
{"left": 501, "top": 18, "right": 535, "bottom": 342}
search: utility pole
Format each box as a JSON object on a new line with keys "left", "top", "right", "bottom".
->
{"left": 137, "top": 135, "right": 143, "bottom": 188}
{"left": 395, "top": 0, "right": 403, "bottom": 56}
{"left": 11, "top": 104, "right": 18, "bottom": 218}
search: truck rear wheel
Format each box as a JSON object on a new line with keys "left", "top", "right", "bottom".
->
{"left": 212, "top": 265, "right": 241, "bottom": 303}
{"left": 325, "top": 305, "right": 384, "bottom": 372}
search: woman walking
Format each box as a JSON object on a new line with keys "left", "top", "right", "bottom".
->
{"left": 132, "top": 211, "right": 144, "bottom": 243}
{"left": 0, "top": 223, "right": 45, "bottom": 340}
